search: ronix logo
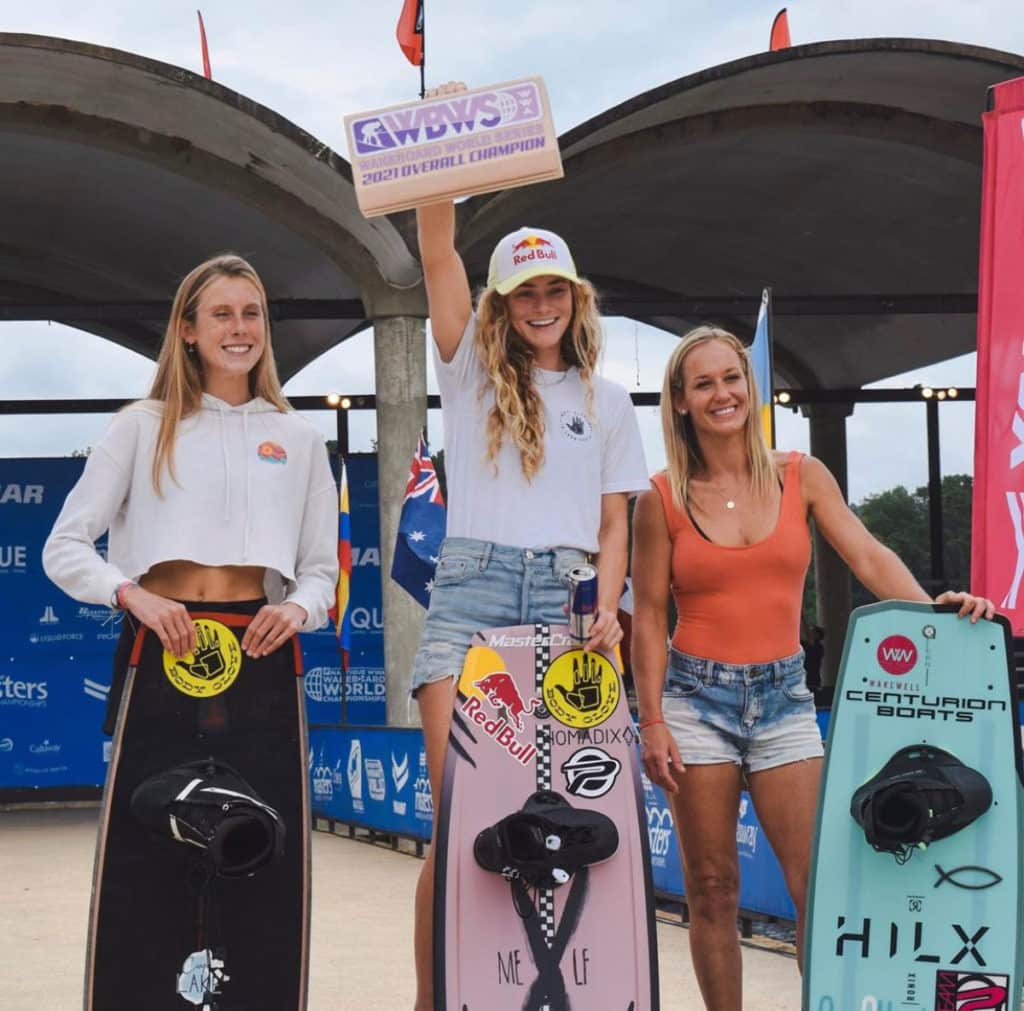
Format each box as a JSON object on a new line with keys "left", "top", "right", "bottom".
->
{"left": 0, "top": 484, "right": 43, "bottom": 504}
{"left": 353, "top": 83, "right": 541, "bottom": 154}
{"left": 0, "top": 675, "right": 48, "bottom": 706}
{"left": 877, "top": 635, "right": 918, "bottom": 676}
{"left": 0, "top": 545, "right": 27, "bottom": 571}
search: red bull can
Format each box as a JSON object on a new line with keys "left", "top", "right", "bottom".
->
{"left": 567, "top": 564, "right": 598, "bottom": 641}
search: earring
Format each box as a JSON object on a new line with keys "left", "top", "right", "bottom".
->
{"left": 185, "top": 342, "right": 198, "bottom": 357}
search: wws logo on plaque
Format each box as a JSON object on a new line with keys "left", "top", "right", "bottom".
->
{"left": 344, "top": 78, "right": 562, "bottom": 218}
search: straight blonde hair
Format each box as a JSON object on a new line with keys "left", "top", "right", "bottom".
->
{"left": 474, "top": 278, "right": 601, "bottom": 481}
{"left": 147, "top": 254, "right": 290, "bottom": 493}
{"left": 660, "top": 325, "right": 776, "bottom": 510}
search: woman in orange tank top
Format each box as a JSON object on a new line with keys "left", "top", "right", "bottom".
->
{"left": 631, "top": 325, "right": 993, "bottom": 1011}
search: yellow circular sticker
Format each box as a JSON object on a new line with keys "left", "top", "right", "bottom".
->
{"left": 542, "top": 650, "right": 619, "bottom": 729}
{"left": 163, "top": 619, "right": 242, "bottom": 698}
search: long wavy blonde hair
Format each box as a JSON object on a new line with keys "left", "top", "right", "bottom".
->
{"left": 147, "top": 253, "right": 290, "bottom": 493}
{"left": 474, "top": 278, "right": 602, "bottom": 481}
{"left": 660, "top": 325, "right": 776, "bottom": 510}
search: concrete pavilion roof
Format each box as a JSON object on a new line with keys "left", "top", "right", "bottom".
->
{"left": 3, "top": 36, "right": 1024, "bottom": 391}
{"left": 0, "top": 33, "right": 423, "bottom": 382}
{"left": 455, "top": 39, "right": 1024, "bottom": 390}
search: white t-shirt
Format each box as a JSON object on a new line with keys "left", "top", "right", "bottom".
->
{"left": 435, "top": 316, "right": 649, "bottom": 552}
{"left": 42, "top": 394, "right": 338, "bottom": 631}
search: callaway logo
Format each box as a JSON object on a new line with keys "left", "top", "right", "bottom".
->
{"left": 561, "top": 747, "right": 621, "bottom": 798}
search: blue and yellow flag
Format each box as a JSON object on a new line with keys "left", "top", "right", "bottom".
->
{"left": 749, "top": 288, "right": 775, "bottom": 447}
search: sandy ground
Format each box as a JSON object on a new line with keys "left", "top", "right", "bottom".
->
{"left": 0, "top": 806, "right": 802, "bottom": 1010}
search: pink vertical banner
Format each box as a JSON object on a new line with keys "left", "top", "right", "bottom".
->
{"left": 972, "top": 77, "right": 1024, "bottom": 632}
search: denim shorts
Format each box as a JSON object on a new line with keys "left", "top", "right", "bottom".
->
{"left": 663, "top": 647, "right": 824, "bottom": 774}
{"left": 410, "top": 537, "right": 589, "bottom": 696}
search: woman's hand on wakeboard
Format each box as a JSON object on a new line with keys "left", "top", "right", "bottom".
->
{"left": 242, "top": 602, "right": 307, "bottom": 658}
{"left": 934, "top": 591, "right": 996, "bottom": 623}
{"left": 119, "top": 585, "right": 196, "bottom": 659}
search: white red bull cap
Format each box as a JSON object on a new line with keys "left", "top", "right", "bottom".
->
{"left": 487, "top": 226, "right": 579, "bottom": 295}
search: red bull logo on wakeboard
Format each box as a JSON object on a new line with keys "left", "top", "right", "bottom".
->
{"left": 472, "top": 671, "right": 540, "bottom": 732}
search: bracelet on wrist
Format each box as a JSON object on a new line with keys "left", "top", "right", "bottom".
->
{"left": 112, "top": 580, "right": 137, "bottom": 610}
{"left": 639, "top": 718, "right": 666, "bottom": 731}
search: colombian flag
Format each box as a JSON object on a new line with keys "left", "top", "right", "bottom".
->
{"left": 331, "top": 461, "right": 353, "bottom": 672}
{"left": 750, "top": 288, "right": 775, "bottom": 447}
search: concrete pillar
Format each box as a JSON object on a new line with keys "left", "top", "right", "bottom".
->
{"left": 373, "top": 315, "right": 428, "bottom": 726}
{"left": 802, "top": 402, "right": 854, "bottom": 687}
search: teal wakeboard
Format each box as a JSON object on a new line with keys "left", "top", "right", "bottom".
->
{"left": 804, "top": 602, "right": 1023, "bottom": 1011}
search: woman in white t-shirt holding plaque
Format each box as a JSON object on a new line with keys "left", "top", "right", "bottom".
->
{"left": 410, "top": 82, "right": 649, "bottom": 1011}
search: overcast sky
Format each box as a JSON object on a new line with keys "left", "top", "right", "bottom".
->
{"left": 1, "top": 1, "right": 1019, "bottom": 501}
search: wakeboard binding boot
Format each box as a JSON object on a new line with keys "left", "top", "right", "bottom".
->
{"left": 474, "top": 789, "right": 619, "bottom": 889}
{"left": 850, "top": 744, "right": 992, "bottom": 862}
{"left": 131, "top": 757, "right": 286, "bottom": 878}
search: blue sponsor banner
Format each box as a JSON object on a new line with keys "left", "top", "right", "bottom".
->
{"left": 643, "top": 771, "right": 796, "bottom": 921}
{"left": 0, "top": 459, "right": 115, "bottom": 790}
{"left": 1, "top": 453, "right": 386, "bottom": 791}
{"left": 309, "top": 726, "right": 432, "bottom": 840}
{"left": 301, "top": 454, "right": 385, "bottom": 727}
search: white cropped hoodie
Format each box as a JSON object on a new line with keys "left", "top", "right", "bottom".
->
{"left": 43, "top": 395, "right": 339, "bottom": 631}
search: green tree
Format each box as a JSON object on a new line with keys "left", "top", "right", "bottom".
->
{"left": 802, "top": 474, "right": 973, "bottom": 620}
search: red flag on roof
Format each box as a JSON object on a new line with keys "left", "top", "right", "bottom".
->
{"left": 396, "top": 0, "right": 424, "bottom": 67}
{"left": 197, "top": 10, "right": 212, "bottom": 79}
{"left": 770, "top": 9, "right": 791, "bottom": 51}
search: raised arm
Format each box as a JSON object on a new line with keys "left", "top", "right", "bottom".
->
{"left": 416, "top": 200, "right": 472, "bottom": 363}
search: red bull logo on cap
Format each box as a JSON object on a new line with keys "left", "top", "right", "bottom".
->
{"left": 512, "top": 234, "right": 559, "bottom": 267}
{"left": 512, "top": 235, "right": 553, "bottom": 253}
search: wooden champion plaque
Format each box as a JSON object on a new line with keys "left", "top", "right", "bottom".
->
{"left": 344, "top": 77, "right": 563, "bottom": 218}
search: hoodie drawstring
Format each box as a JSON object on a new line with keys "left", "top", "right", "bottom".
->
{"left": 242, "top": 410, "right": 251, "bottom": 560}
{"left": 219, "top": 406, "right": 231, "bottom": 522}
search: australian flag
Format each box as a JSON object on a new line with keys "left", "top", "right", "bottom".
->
{"left": 391, "top": 432, "right": 446, "bottom": 608}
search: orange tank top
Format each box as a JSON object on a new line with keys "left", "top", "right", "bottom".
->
{"left": 650, "top": 452, "right": 811, "bottom": 664}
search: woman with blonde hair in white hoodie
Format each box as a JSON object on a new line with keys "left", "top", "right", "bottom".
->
{"left": 43, "top": 253, "right": 336, "bottom": 1009}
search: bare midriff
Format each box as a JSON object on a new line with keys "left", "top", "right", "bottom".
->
{"left": 140, "top": 560, "right": 266, "bottom": 602}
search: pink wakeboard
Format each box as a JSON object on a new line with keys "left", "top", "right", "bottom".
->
{"left": 434, "top": 622, "right": 658, "bottom": 1011}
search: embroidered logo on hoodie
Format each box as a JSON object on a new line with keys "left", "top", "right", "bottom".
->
{"left": 257, "top": 441, "right": 288, "bottom": 465}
